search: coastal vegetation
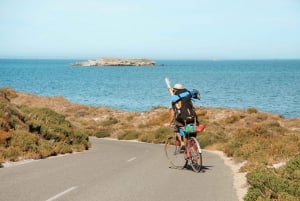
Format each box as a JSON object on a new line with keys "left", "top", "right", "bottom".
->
{"left": 1, "top": 88, "right": 299, "bottom": 200}
{"left": 0, "top": 88, "right": 90, "bottom": 166}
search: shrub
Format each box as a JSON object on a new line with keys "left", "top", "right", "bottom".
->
{"left": 54, "top": 142, "right": 72, "bottom": 154}
{"left": 2, "top": 147, "right": 20, "bottom": 161}
{"left": 100, "top": 117, "right": 119, "bottom": 127}
{"left": 138, "top": 123, "right": 149, "bottom": 129}
{"left": 244, "top": 186, "right": 261, "bottom": 201}
{"left": 247, "top": 107, "right": 258, "bottom": 114}
{"left": 138, "top": 131, "right": 153, "bottom": 143}
{"left": 154, "top": 127, "right": 173, "bottom": 139}
{"left": 70, "top": 131, "right": 90, "bottom": 149}
{"left": 10, "top": 131, "right": 38, "bottom": 152}
{"left": 38, "top": 140, "right": 56, "bottom": 158}
{"left": 95, "top": 129, "right": 111, "bottom": 138}
{"left": 197, "top": 131, "right": 227, "bottom": 148}
{"left": 245, "top": 156, "right": 300, "bottom": 201}
{"left": 224, "top": 114, "right": 240, "bottom": 124}
{"left": 0, "top": 130, "right": 11, "bottom": 147}
{"left": 118, "top": 130, "right": 140, "bottom": 140}
{"left": 285, "top": 155, "right": 300, "bottom": 181}
{"left": 126, "top": 115, "right": 134, "bottom": 122}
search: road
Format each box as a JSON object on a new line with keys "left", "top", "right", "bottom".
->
{"left": 0, "top": 137, "right": 238, "bottom": 201}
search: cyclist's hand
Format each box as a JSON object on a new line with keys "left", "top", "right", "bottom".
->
{"left": 169, "top": 122, "right": 176, "bottom": 128}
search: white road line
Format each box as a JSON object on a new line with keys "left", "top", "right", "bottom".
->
{"left": 46, "top": 186, "right": 77, "bottom": 201}
{"left": 127, "top": 157, "right": 137, "bottom": 162}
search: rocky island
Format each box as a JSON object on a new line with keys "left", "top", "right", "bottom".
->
{"left": 71, "top": 57, "right": 156, "bottom": 67}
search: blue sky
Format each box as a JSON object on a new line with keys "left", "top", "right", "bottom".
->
{"left": 1, "top": 0, "right": 300, "bottom": 60}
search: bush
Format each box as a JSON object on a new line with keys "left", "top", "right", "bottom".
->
{"left": 10, "top": 131, "right": 38, "bottom": 152}
{"left": 154, "top": 127, "right": 173, "bottom": 140}
{"left": 247, "top": 107, "right": 258, "bottom": 114}
{"left": 197, "top": 131, "right": 227, "bottom": 148}
{"left": 118, "top": 130, "right": 141, "bottom": 140}
{"left": 224, "top": 114, "right": 241, "bottom": 124}
{"left": 100, "top": 117, "right": 119, "bottom": 127}
{"left": 0, "top": 100, "right": 90, "bottom": 162}
{"left": 2, "top": 147, "right": 20, "bottom": 161}
{"left": 245, "top": 156, "right": 300, "bottom": 201}
{"left": 38, "top": 140, "right": 57, "bottom": 158}
{"left": 72, "top": 131, "right": 90, "bottom": 150}
{"left": 54, "top": 142, "right": 72, "bottom": 154}
{"left": 95, "top": 129, "right": 111, "bottom": 138}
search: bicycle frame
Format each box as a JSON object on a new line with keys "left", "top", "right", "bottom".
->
{"left": 165, "top": 130, "right": 203, "bottom": 172}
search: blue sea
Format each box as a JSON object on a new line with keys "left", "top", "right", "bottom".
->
{"left": 0, "top": 59, "right": 299, "bottom": 118}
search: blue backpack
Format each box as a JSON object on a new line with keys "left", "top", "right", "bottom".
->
{"left": 171, "top": 89, "right": 200, "bottom": 124}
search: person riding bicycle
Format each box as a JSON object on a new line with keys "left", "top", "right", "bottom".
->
{"left": 169, "top": 83, "right": 200, "bottom": 151}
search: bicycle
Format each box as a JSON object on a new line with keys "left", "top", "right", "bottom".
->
{"left": 165, "top": 124, "right": 204, "bottom": 172}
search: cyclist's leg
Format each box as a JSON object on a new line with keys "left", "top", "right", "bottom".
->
{"left": 175, "top": 132, "right": 185, "bottom": 147}
{"left": 174, "top": 121, "right": 185, "bottom": 149}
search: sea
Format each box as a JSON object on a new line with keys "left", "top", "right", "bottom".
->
{"left": 0, "top": 59, "right": 299, "bottom": 118}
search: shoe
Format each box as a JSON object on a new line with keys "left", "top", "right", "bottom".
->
{"left": 180, "top": 145, "right": 186, "bottom": 153}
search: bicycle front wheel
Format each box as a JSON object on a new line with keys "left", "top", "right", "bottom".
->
{"left": 164, "top": 136, "right": 187, "bottom": 169}
{"left": 188, "top": 137, "right": 203, "bottom": 172}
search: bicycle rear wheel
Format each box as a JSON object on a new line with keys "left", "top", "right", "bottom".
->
{"left": 188, "top": 137, "right": 202, "bottom": 172}
{"left": 164, "top": 136, "right": 187, "bottom": 169}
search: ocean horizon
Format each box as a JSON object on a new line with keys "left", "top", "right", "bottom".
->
{"left": 0, "top": 59, "right": 299, "bottom": 118}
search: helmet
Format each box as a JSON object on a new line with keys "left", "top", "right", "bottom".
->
{"left": 191, "top": 89, "right": 201, "bottom": 100}
{"left": 173, "top": 83, "right": 184, "bottom": 89}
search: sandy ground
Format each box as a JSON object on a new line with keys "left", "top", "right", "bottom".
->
{"left": 209, "top": 150, "right": 248, "bottom": 201}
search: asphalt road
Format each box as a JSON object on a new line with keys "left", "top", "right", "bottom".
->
{"left": 0, "top": 138, "right": 238, "bottom": 201}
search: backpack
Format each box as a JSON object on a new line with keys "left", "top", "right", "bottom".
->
{"left": 172, "top": 89, "right": 199, "bottom": 125}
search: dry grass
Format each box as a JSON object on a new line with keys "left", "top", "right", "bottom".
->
{"left": 2, "top": 87, "right": 300, "bottom": 200}
{"left": 5, "top": 88, "right": 300, "bottom": 167}
{"left": 0, "top": 88, "right": 90, "bottom": 164}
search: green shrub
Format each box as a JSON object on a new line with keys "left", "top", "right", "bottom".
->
{"left": 21, "top": 107, "right": 68, "bottom": 125}
{"left": 285, "top": 154, "right": 300, "bottom": 178}
{"left": 197, "top": 131, "right": 227, "bottom": 148}
{"left": 245, "top": 156, "right": 300, "bottom": 201}
{"left": 244, "top": 186, "right": 261, "bottom": 201}
{"left": 38, "top": 140, "right": 56, "bottom": 158}
{"left": 118, "top": 130, "right": 140, "bottom": 140}
{"left": 95, "top": 129, "right": 110, "bottom": 138}
{"left": 55, "top": 142, "right": 72, "bottom": 154}
{"left": 100, "top": 117, "right": 119, "bottom": 127}
{"left": 10, "top": 131, "right": 38, "bottom": 152}
{"left": 154, "top": 127, "right": 173, "bottom": 139}
{"left": 72, "top": 131, "right": 90, "bottom": 149}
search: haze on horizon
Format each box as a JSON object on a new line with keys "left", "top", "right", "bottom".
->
{"left": 0, "top": 0, "right": 300, "bottom": 60}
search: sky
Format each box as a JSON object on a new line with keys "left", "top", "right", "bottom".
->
{"left": 0, "top": 0, "right": 300, "bottom": 60}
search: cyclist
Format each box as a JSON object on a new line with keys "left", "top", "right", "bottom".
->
{"left": 169, "top": 83, "right": 199, "bottom": 151}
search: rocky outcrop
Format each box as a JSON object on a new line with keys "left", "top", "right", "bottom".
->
{"left": 71, "top": 57, "right": 155, "bottom": 67}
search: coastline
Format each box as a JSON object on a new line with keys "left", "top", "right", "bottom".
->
{"left": 2, "top": 88, "right": 300, "bottom": 200}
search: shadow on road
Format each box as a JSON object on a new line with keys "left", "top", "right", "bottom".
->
{"left": 169, "top": 165, "right": 213, "bottom": 173}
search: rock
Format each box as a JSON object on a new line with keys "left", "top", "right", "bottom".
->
{"left": 71, "top": 57, "right": 155, "bottom": 67}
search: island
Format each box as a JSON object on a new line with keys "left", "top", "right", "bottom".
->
{"left": 71, "top": 57, "right": 156, "bottom": 67}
